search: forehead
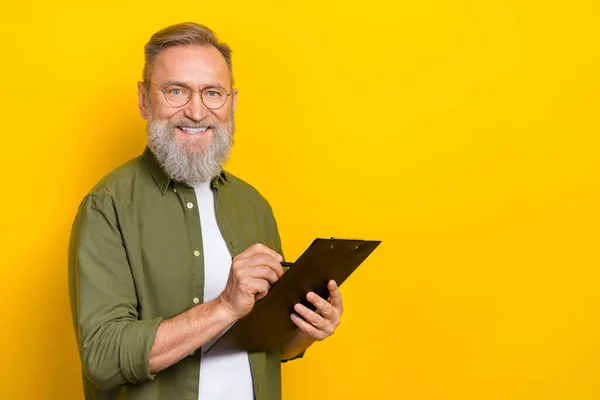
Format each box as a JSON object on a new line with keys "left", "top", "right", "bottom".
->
{"left": 151, "top": 44, "right": 231, "bottom": 87}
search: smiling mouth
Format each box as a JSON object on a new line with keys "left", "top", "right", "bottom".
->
{"left": 178, "top": 126, "right": 210, "bottom": 134}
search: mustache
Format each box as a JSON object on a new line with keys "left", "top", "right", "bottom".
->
{"left": 168, "top": 118, "right": 219, "bottom": 129}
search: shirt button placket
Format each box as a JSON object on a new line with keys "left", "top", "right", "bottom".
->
{"left": 186, "top": 196, "right": 200, "bottom": 325}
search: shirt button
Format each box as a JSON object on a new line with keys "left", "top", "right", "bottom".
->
{"left": 193, "top": 250, "right": 200, "bottom": 257}
{"left": 193, "top": 297, "right": 200, "bottom": 304}
{"left": 173, "top": 188, "right": 177, "bottom": 193}
{"left": 187, "top": 202, "right": 194, "bottom": 209}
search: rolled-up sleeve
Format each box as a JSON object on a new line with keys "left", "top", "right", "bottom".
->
{"left": 68, "top": 193, "right": 163, "bottom": 391}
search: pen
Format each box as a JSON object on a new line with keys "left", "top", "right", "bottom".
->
{"left": 280, "top": 261, "right": 294, "bottom": 267}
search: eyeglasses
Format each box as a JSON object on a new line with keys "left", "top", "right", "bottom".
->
{"left": 147, "top": 81, "right": 231, "bottom": 110}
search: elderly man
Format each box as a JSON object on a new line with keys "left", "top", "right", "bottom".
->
{"left": 68, "top": 22, "right": 343, "bottom": 400}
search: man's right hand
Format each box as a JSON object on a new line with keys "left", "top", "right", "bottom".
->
{"left": 218, "top": 244, "right": 284, "bottom": 320}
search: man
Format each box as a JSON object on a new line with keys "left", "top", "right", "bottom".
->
{"left": 68, "top": 22, "right": 343, "bottom": 399}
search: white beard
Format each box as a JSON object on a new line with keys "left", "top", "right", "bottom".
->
{"left": 146, "top": 110, "right": 234, "bottom": 186}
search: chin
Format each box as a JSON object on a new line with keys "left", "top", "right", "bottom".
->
{"left": 183, "top": 141, "right": 211, "bottom": 158}
{"left": 177, "top": 135, "right": 211, "bottom": 154}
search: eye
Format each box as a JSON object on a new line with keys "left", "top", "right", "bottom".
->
{"left": 203, "top": 87, "right": 226, "bottom": 97}
{"left": 166, "top": 85, "right": 189, "bottom": 97}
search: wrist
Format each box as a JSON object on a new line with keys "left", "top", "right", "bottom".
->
{"left": 213, "top": 295, "right": 242, "bottom": 324}
{"left": 292, "top": 330, "right": 315, "bottom": 346}
{"left": 281, "top": 331, "right": 314, "bottom": 360}
{"left": 285, "top": 329, "right": 315, "bottom": 351}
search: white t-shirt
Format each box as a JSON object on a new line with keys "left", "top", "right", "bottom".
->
{"left": 193, "top": 181, "right": 253, "bottom": 400}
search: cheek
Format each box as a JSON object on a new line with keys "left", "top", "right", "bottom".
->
{"left": 157, "top": 107, "right": 183, "bottom": 122}
{"left": 213, "top": 107, "right": 232, "bottom": 124}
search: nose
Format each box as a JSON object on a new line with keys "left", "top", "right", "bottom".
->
{"left": 183, "top": 91, "right": 210, "bottom": 121}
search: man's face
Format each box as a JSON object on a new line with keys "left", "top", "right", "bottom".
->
{"left": 137, "top": 44, "right": 238, "bottom": 185}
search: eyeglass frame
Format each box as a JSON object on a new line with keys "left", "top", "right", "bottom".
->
{"left": 146, "top": 81, "right": 232, "bottom": 110}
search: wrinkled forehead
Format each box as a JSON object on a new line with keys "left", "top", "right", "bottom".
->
{"left": 151, "top": 44, "right": 232, "bottom": 88}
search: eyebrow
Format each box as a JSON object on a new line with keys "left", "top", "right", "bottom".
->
{"left": 161, "top": 80, "right": 225, "bottom": 89}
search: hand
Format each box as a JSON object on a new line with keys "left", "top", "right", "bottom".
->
{"left": 290, "top": 280, "right": 343, "bottom": 341}
{"left": 218, "top": 243, "right": 284, "bottom": 319}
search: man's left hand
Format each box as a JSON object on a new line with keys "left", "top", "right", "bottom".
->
{"left": 290, "top": 280, "right": 343, "bottom": 341}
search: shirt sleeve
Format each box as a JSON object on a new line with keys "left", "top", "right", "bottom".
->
{"left": 68, "top": 193, "right": 163, "bottom": 391}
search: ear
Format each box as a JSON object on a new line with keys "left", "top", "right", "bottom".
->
{"left": 137, "top": 81, "right": 149, "bottom": 120}
{"left": 232, "top": 88, "right": 238, "bottom": 111}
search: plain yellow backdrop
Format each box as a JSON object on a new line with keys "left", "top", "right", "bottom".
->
{"left": 1, "top": 0, "right": 599, "bottom": 399}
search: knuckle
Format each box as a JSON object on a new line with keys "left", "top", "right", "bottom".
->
{"left": 233, "top": 269, "right": 245, "bottom": 280}
{"left": 265, "top": 256, "right": 278, "bottom": 266}
{"left": 232, "top": 259, "right": 246, "bottom": 272}
{"left": 263, "top": 265, "right": 274, "bottom": 276}
{"left": 254, "top": 256, "right": 269, "bottom": 268}
{"left": 259, "top": 280, "right": 269, "bottom": 292}
{"left": 255, "top": 265, "right": 267, "bottom": 276}
{"left": 304, "top": 325, "right": 315, "bottom": 336}
{"left": 240, "top": 280, "right": 252, "bottom": 292}
{"left": 255, "top": 243, "right": 270, "bottom": 253}
{"left": 257, "top": 266, "right": 276, "bottom": 282}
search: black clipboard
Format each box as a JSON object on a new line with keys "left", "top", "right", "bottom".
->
{"left": 206, "top": 238, "right": 381, "bottom": 353}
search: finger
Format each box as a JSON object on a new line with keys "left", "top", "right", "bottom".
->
{"left": 236, "top": 243, "right": 283, "bottom": 262}
{"left": 248, "top": 265, "right": 279, "bottom": 285}
{"left": 293, "top": 302, "right": 325, "bottom": 329}
{"left": 290, "top": 313, "right": 326, "bottom": 341}
{"left": 306, "top": 292, "right": 336, "bottom": 320}
{"left": 247, "top": 255, "right": 284, "bottom": 278}
{"left": 328, "top": 280, "right": 343, "bottom": 314}
{"left": 251, "top": 279, "right": 270, "bottom": 300}
{"left": 255, "top": 291, "right": 268, "bottom": 301}
{"left": 232, "top": 254, "right": 284, "bottom": 280}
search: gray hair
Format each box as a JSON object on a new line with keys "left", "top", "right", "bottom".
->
{"left": 143, "top": 22, "right": 233, "bottom": 89}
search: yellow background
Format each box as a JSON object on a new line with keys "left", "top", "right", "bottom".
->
{"left": 1, "top": 0, "right": 599, "bottom": 399}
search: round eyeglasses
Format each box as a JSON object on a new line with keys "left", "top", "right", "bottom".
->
{"left": 148, "top": 81, "right": 231, "bottom": 110}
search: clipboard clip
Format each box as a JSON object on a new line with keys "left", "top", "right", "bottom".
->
{"left": 330, "top": 237, "right": 361, "bottom": 250}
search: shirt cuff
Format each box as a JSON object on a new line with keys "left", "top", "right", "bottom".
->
{"left": 119, "top": 317, "right": 164, "bottom": 383}
{"left": 281, "top": 350, "right": 305, "bottom": 363}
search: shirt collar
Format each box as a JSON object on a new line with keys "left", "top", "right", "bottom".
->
{"left": 142, "top": 146, "right": 230, "bottom": 195}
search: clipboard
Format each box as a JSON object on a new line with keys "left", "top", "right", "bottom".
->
{"left": 206, "top": 237, "right": 381, "bottom": 353}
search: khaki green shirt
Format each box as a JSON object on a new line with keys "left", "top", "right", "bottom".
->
{"left": 69, "top": 147, "right": 287, "bottom": 400}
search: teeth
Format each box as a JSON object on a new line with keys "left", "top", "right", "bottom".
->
{"left": 180, "top": 127, "right": 208, "bottom": 134}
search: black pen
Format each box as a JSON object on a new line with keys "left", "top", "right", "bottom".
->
{"left": 280, "top": 261, "right": 294, "bottom": 267}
